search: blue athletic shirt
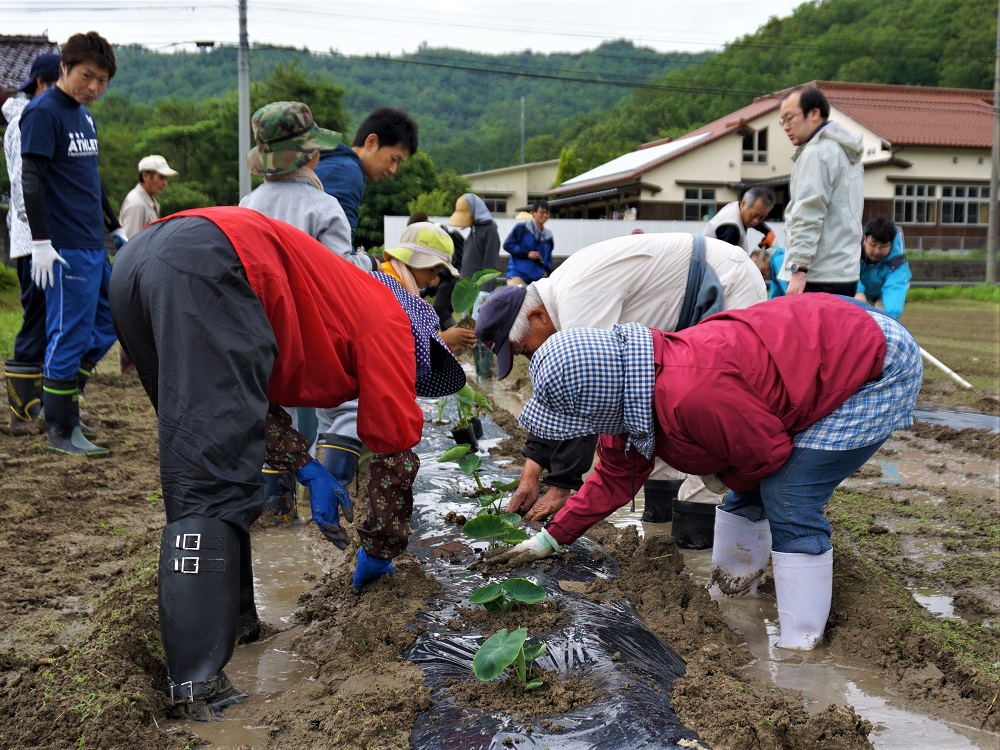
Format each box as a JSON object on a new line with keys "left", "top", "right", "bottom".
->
{"left": 314, "top": 142, "right": 365, "bottom": 243}
{"left": 19, "top": 86, "right": 105, "bottom": 249}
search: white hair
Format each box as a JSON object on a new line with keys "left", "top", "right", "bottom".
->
{"left": 507, "top": 283, "right": 543, "bottom": 345}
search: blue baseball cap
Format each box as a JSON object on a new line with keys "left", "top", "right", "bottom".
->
{"left": 474, "top": 285, "right": 527, "bottom": 380}
{"left": 18, "top": 53, "right": 61, "bottom": 95}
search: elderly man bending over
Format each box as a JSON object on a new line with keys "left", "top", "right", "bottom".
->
{"left": 497, "top": 294, "right": 921, "bottom": 651}
{"left": 475, "top": 232, "right": 766, "bottom": 538}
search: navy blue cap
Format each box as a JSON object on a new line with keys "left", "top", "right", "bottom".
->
{"left": 474, "top": 285, "right": 527, "bottom": 380}
{"left": 18, "top": 53, "right": 61, "bottom": 95}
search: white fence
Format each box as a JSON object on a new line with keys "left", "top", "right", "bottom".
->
{"left": 383, "top": 216, "right": 785, "bottom": 257}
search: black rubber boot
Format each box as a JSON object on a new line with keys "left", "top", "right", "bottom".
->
{"left": 75, "top": 360, "right": 98, "bottom": 438}
{"left": 641, "top": 479, "right": 683, "bottom": 523}
{"left": 42, "top": 378, "right": 108, "bottom": 456}
{"left": 315, "top": 432, "right": 363, "bottom": 486}
{"left": 4, "top": 360, "right": 43, "bottom": 435}
{"left": 160, "top": 517, "right": 246, "bottom": 720}
{"left": 234, "top": 527, "right": 264, "bottom": 645}
{"left": 671, "top": 499, "right": 717, "bottom": 549}
{"left": 260, "top": 466, "right": 298, "bottom": 524}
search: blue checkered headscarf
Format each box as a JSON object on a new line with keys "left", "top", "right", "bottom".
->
{"left": 519, "top": 323, "right": 657, "bottom": 458}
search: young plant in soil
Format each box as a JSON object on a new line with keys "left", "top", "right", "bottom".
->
{"left": 451, "top": 269, "right": 502, "bottom": 328}
{"left": 439, "top": 442, "right": 486, "bottom": 490}
{"left": 470, "top": 577, "right": 546, "bottom": 612}
{"left": 473, "top": 626, "right": 546, "bottom": 691}
{"left": 462, "top": 512, "right": 530, "bottom": 548}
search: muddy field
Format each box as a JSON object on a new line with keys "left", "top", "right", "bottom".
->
{"left": 0, "top": 298, "right": 997, "bottom": 750}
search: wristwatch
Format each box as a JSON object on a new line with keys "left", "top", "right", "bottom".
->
{"left": 789, "top": 263, "right": 809, "bottom": 274}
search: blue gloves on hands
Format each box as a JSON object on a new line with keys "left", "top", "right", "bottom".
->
{"left": 352, "top": 548, "right": 395, "bottom": 591}
{"left": 296, "top": 459, "right": 353, "bottom": 549}
{"left": 111, "top": 228, "right": 128, "bottom": 250}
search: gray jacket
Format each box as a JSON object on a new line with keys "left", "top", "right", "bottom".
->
{"left": 239, "top": 177, "right": 376, "bottom": 271}
{"left": 781, "top": 121, "right": 864, "bottom": 284}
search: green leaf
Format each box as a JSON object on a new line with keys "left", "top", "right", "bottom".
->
{"left": 457, "top": 453, "right": 482, "bottom": 475}
{"left": 491, "top": 478, "right": 520, "bottom": 492}
{"left": 499, "top": 513, "right": 522, "bottom": 525}
{"left": 469, "top": 583, "right": 504, "bottom": 606}
{"left": 524, "top": 678, "right": 544, "bottom": 691}
{"left": 502, "top": 578, "right": 546, "bottom": 605}
{"left": 478, "top": 493, "right": 503, "bottom": 506}
{"left": 438, "top": 444, "right": 471, "bottom": 462}
{"left": 462, "top": 514, "right": 512, "bottom": 540}
{"left": 522, "top": 642, "right": 547, "bottom": 662}
{"left": 451, "top": 278, "right": 478, "bottom": 317}
{"left": 472, "top": 627, "right": 528, "bottom": 682}
{"left": 499, "top": 527, "right": 531, "bottom": 544}
{"left": 472, "top": 392, "right": 494, "bottom": 412}
{"left": 472, "top": 269, "right": 501, "bottom": 286}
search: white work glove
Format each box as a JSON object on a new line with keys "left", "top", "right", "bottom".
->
{"left": 31, "top": 240, "right": 70, "bottom": 289}
{"left": 111, "top": 227, "right": 128, "bottom": 250}
{"left": 490, "top": 528, "right": 564, "bottom": 566}
{"left": 700, "top": 473, "right": 730, "bottom": 495}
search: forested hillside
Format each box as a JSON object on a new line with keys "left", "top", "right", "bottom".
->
{"left": 557, "top": 0, "right": 997, "bottom": 177}
{"left": 1, "top": 0, "right": 995, "bottom": 249}
{"left": 109, "top": 40, "right": 703, "bottom": 174}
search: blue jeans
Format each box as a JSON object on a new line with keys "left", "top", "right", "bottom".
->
{"left": 44, "top": 248, "right": 117, "bottom": 380}
{"left": 721, "top": 441, "right": 886, "bottom": 554}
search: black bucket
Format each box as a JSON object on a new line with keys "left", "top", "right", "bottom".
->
{"left": 641, "top": 479, "right": 682, "bottom": 523}
{"left": 670, "top": 499, "right": 716, "bottom": 549}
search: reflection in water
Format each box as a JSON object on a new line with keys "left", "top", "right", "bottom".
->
{"left": 607, "top": 508, "right": 998, "bottom": 750}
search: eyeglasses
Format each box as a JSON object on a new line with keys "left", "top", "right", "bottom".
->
{"left": 778, "top": 110, "right": 803, "bottom": 127}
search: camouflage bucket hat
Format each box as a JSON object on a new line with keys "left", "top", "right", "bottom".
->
{"left": 246, "top": 101, "right": 342, "bottom": 176}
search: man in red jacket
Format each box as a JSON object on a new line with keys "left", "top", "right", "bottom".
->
{"left": 109, "top": 207, "right": 465, "bottom": 719}
{"left": 497, "top": 294, "right": 922, "bottom": 651}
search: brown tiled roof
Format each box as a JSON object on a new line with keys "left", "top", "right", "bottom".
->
{"left": 773, "top": 81, "right": 993, "bottom": 149}
{"left": 0, "top": 35, "right": 58, "bottom": 93}
{"left": 547, "top": 97, "right": 781, "bottom": 198}
{"left": 548, "top": 80, "right": 993, "bottom": 199}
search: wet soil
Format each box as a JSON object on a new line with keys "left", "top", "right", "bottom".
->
{"left": 0, "top": 297, "right": 997, "bottom": 749}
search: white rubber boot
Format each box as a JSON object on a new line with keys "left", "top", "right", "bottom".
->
{"left": 708, "top": 508, "right": 772, "bottom": 597}
{"left": 772, "top": 549, "right": 834, "bottom": 650}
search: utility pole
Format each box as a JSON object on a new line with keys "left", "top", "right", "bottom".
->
{"left": 988, "top": 0, "right": 999, "bottom": 284}
{"left": 520, "top": 96, "right": 525, "bottom": 165}
{"left": 238, "top": 0, "right": 251, "bottom": 199}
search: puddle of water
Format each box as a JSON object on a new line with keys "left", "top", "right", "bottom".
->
{"left": 913, "top": 405, "right": 1000, "bottom": 433}
{"left": 605, "top": 505, "right": 998, "bottom": 750}
{"left": 910, "top": 588, "right": 957, "bottom": 619}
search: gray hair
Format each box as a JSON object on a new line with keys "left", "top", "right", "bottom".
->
{"left": 508, "top": 283, "right": 543, "bottom": 345}
{"left": 742, "top": 186, "right": 775, "bottom": 210}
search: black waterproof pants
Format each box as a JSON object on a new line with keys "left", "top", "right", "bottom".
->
{"left": 109, "top": 217, "right": 277, "bottom": 534}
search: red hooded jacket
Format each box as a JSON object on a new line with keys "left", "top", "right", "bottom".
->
{"left": 547, "top": 294, "right": 887, "bottom": 545}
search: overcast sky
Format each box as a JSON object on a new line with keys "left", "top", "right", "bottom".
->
{"left": 6, "top": 0, "right": 806, "bottom": 57}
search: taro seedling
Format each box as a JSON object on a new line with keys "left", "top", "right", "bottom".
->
{"left": 470, "top": 577, "right": 546, "bottom": 612}
{"left": 439, "top": 443, "right": 485, "bottom": 490}
{"left": 472, "top": 626, "right": 546, "bottom": 691}
{"left": 451, "top": 269, "right": 502, "bottom": 326}
{"left": 462, "top": 512, "right": 530, "bottom": 548}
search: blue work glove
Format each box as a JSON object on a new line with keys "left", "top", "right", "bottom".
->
{"left": 296, "top": 459, "right": 353, "bottom": 549}
{"left": 352, "top": 547, "right": 395, "bottom": 591}
{"left": 111, "top": 227, "right": 128, "bottom": 250}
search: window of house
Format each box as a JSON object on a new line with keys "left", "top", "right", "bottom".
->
{"left": 893, "top": 184, "right": 936, "bottom": 224}
{"left": 684, "top": 187, "right": 716, "bottom": 221}
{"left": 742, "top": 128, "right": 768, "bottom": 164}
{"left": 941, "top": 185, "right": 990, "bottom": 225}
{"left": 482, "top": 196, "right": 508, "bottom": 215}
